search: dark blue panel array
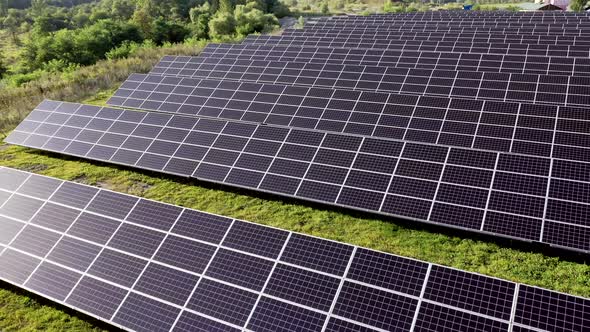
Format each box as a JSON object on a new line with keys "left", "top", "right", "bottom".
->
{"left": 1, "top": 166, "right": 589, "bottom": 332}
{"left": 5, "top": 100, "right": 590, "bottom": 253}
{"left": 147, "top": 57, "right": 590, "bottom": 107}
{"left": 192, "top": 43, "right": 590, "bottom": 77}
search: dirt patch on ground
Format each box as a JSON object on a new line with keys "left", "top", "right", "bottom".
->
{"left": 96, "top": 179, "right": 152, "bottom": 196}
{"left": 127, "top": 181, "right": 153, "bottom": 196}
{"left": 71, "top": 175, "right": 92, "bottom": 184}
{"left": 18, "top": 164, "right": 48, "bottom": 173}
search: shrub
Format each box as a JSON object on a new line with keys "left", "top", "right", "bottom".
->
{"left": 209, "top": 11, "right": 236, "bottom": 38}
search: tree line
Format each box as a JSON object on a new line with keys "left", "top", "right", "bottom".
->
{"left": 0, "top": 0, "right": 289, "bottom": 82}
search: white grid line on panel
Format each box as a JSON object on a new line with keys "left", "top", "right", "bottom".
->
{"left": 242, "top": 232, "right": 293, "bottom": 330}
{"left": 539, "top": 106, "right": 559, "bottom": 242}
{"left": 409, "top": 263, "right": 433, "bottom": 332}
{"left": 507, "top": 283, "right": 521, "bottom": 332}
{"left": 168, "top": 218, "right": 237, "bottom": 331}
{"left": 427, "top": 148, "right": 451, "bottom": 220}
{"left": 105, "top": 197, "right": 144, "bottom": 319}
{"left": 0, "top": 172, "right": 44, "bottom": 257}
{"left": 480, "top": 153, "right": 501, "bottom": 232}
{"left": 22, "top": 185, "right": 101, "bottom": 287}
{"left": 320, "top": 246, "right": 357, "bottom": 332}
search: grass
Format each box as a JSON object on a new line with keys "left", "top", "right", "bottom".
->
{"left": 0, "top": 43, "right": 203, "bottom": 136}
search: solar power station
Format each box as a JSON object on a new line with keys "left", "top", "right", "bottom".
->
{"left": 3, "top": 11, "right": 590, "bottom": 331}
{"left": 1, "top": 167, "right": 589, "bottom": 332}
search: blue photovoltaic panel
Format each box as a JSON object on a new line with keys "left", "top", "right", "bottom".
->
{"left": 5, "top": 100, "right": 590, "bottom": 254}
{"left": 280, "top": 29, "right": 590, "bottom": 46}
{"left": 0, "top": 166, "right": 588, "bottom": 332}
{"left": 239, "top": 35, "right": 590, "bottom": 57}
{"left": 189, "top": 43, "right": 590, "bottom": 77}
{"left": 108, "top": 74, "right": 588, "bottom": 160}
{"left": 146, "top": 58, "right": 589, "bottom": 107}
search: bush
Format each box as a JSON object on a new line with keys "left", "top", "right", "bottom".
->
{"left": 152, "top": 19, "right": 190, "bottom": 45}
{"left": 271, "top": 2, "right": 291, "bottom": 18}
{"left": 209, "top": 11, "right": 236, "bottom": 38}
{"left": 21, "top": 19, "right": 143, "bottom": 70}
{"left": 235, "top": 3, "right": 279, "bottom": 36}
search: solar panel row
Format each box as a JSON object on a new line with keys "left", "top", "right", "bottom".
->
{"left": 1, "top": 166, "right": 588, "bottom": 332}
{"left": 327, "top": 12, "right": 590, "bottom": 19}
{"left": 107, "top": 73, "right": 590, "bottom": 160}
{"left": 147, "top": 57, "right": 590, "bottom": 107}
{"left": 196, "top": 43, "right": 590, "bottom": 76}
{"left": 307, "top": 22, "right": 590, "bottom": 30}
{"left": 299, "top": 26, "right": 590, "bottom": 36}
{"left": 242, "top": 35, "right": 590, "bottom": 57}
{"left": 282, "top": 30, "right": 590, "bottom": 45}
{"left": 6, "top": 101, "right": 590, "bottom": 253}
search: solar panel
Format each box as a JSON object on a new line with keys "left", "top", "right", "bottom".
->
{"left": 281, "top": 30, "right": 590, "bottom": 46}
{"left": 1, "top": 166, "right": 589, "bottom": 332}
{"left": 193, "top": 43, "right": 590, "bottom": 77}
{"left": 108, "top": 73, "right": 589, "bottom": 159}
{"left": 146, "top": 58, "right": 588, "bottom": 107}
{"left": 305, "top": 27, "right": 590, "bottom": 36}
{"left": 295, "top": 26, "right": 590, "bottom": 37}
{"left": 6, "top": 100, "right": 590, "bottom": 253}
{"left": 240, "top": 35, "right": 590, "bottom": 57}
{"left": 305, "top": 22, "right": 590, "bottom": 31}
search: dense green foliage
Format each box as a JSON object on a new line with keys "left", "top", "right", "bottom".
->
{"left": 0, "top": 0, "right": 284, "bottom": 86}
{"left": 570, "top": 0, "right": 588, "bottom": 11}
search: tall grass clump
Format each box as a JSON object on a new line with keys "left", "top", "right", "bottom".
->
{"left": 0, "top": 43, "right": 201, "bottom": 136}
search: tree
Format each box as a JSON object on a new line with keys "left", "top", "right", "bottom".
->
{"left": 208, "top": 11, "right": 235, "bottom": 38}
{"left": 21, "top": 19, "right": 143, "bottom": 70}
{"left": 234, "top": 3, "right": 278, "bottom": 35}
{"left": 570, "top": 0, "right": 588, "bottom": 11}
{"left": 219, "top": 0, "right": 232, "bottom": 13}
{"left": 70, "top": 12, "right": 89, "bottom": 27}
{"left": 152, "top": 18, "right": 190, "bottom": 44}
{"left": 0, "top": 0, "right": 8, "bottom": 16}
{"left": 189, "top": 2, "right": 211, "bottom": 39}
{"left": 30, "top": 0, "right": 48, "bottom": 17}
{"left": 319, "top": 1, "right": 329, "bottom": 14}
{"left": 3, "top": 14, "right": 19, "bottom": 44}
{"left": 0, "top": 52, "right": 8, "bottom": 79}
{"left": 132, "top": 6, "right": 154, "bottom": 38}
{"left": 33, "top": 13, "right": 71, "bottom": 34}
{"left": 110, "top": 0, "right": 136, "bottom": 20}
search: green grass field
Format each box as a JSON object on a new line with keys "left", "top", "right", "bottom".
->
{"left": 1, "top": 91, "right": 590, "bottom": 331}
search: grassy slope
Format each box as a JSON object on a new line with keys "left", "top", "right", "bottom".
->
{"left": 1, "top": 93, "right": 590, "bottom": 330}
